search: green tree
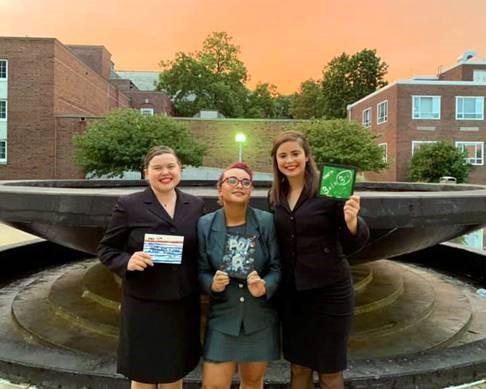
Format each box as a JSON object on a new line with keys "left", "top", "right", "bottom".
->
{"left": 409, "top": 141, "right": 472, "bottom": 183}
{"left": 274, "top": 94, "right": 293, "bottom": 119}
{"left": 321, "top": 49, "right": 388, "bottom": 119}
{"left": 158, "top": 32, "right": 248, "bottom": 117}
{"left": 299, "top": 119, "right": 387, "bottom": 172}
{"left": 73, "top": 109, "right": 206, "bottom": 177}
{"left": 290, "top": 79, "right": 324, "bottom": 119}
{"left": 245, "top": 82, "right": 277, "bottom": 118}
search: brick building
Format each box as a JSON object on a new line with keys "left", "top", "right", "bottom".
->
{"left": 348, "top": 54, "right": 486, "bottom": 184}
{"left": 0, "top": 37, "right": 173, "bottom": 179}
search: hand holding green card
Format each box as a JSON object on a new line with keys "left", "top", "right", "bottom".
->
{"left": 319, "top": 164, "right": 356, "bottom": 200}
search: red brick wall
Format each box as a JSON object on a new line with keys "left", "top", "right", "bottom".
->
{"left": 0, "top": 37, "right": 57, "bottom": 179}
{"left": 53, "top": 117, "right": 87, "bottom": 179}
{"left": 127, "top": 91, "right": 175, "bottom": 116}
{"left": 65, "top": 45, "right": 112, "bottom": 80}
{"left": 439, "top": 65, "right": 465, "bottom": 81}
{"left": 53, "top": 41, "right": 129, "bottom": 116}
{"left": 0, "top": 37, "right": 130, "bottom": 179}
{"left": 396, "top": 84, "right": 486, "bottom": 183}
{"left": 349, "top": 85, "right": 399, "bottom": 182}
{"left": 350, "top": 81, "right": 486, "bottom": 184}
{"left": 439, "top": 64, "right": 486, "bottom": 81}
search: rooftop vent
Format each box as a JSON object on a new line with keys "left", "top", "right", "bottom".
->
{"left": 193, "top": 110, "right": 225, "bottom": 119}
{"left": 457, "top": 50, "right": 476, "bottom": 62}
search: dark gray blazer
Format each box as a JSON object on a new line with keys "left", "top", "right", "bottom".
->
{"left": 97, "top": 187, "right": 204, "bottom": 301}
{"left": 198, "top": 207, "right": 280, "bottom": 336}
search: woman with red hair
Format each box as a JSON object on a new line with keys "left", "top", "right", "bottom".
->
{"left": 198, "top": 162, "right": 281, "bottom": 389}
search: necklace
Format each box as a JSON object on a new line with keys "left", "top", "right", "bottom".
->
{"left": 158, "top": 192, "right": 176, "bottom": 208}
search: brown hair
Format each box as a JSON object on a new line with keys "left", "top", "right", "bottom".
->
{"left": 143, "top": 145, "right": 181, "bottom": 170}
{"left": 269, "top": 131, "right": 319, "bottom": 207}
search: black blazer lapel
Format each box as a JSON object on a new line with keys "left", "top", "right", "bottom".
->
{"left": 173, "top": 188, "right": 193, "bottom": 226}
{"left": 143, "top": 187, "right": 176, "bottom": 227}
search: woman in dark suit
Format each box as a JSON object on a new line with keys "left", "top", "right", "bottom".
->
{"left": 97, "top": 145, "right": 204, "bottom": 389}
{"left": 198, "top": 162, "right": 280, "bottom": 389}
{"left": 269, "top": 132, "right": 369, "bottom": 389}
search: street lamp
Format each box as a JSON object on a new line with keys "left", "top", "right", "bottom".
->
{"left": 235, "top": 132, "right": 247, "bottom": 162}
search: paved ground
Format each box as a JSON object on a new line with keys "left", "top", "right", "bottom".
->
{"left": 0, "top": 223, "right": 42, "bottom": 249}
{"left": 0, "top": 223, "right": 485, "bottom": 389}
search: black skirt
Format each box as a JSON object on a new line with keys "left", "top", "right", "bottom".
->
{"left": 118, "top": 292, "right": 201, "bottom": 383}
{"left": 281, "top": 275, "right": 353, "bottom": 373}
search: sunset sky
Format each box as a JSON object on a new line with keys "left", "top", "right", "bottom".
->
{"left": 1, "top": 0, "right": 486, "bottom": 94}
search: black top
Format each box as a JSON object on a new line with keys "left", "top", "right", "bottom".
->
{"left": 97, "top": 187, "right": 205, "bottom": 301}
{"left": 274, "top": 191, "right": 369, "bottom": 291}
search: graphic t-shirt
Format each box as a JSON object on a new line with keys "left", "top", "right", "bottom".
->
{"left": 220, "top": 224, "right": 256, "bottom": 280}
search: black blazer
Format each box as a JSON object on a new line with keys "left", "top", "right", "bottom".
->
{"left": 97, "top": 187, "right": 205, "bottom": 301}
{"left": 274, "top": 192, "right": 369, "bottom": 291}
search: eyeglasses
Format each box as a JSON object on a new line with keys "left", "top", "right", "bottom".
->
{"left": 222, "top": 176, "right": 252, "bottom": 188}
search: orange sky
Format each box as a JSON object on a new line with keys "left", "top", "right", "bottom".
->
{"left": 1, "top": 0, "right": 486, "bottom": 94}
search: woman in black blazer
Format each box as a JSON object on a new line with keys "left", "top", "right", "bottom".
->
{"left": 269, "top": 132, "right": 369, "bottom": 389}
{"left": 97, "top": 145, "right": 204, "bottom": 389}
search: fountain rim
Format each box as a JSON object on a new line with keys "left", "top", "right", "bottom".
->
{"left": 1, "top": 179, "right": 486, "bottom": 199}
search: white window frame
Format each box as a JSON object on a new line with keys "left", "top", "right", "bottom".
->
{"left": 0, "top": 100, "right": 7, "bottom": 120}
{"left": 362, "top": 107, "right": 371, "bottom": 128}
{"left": 473, "top": 70, "right": 486, "bottom": 82}
{"left": 456, "top": 96, "right": 484, "bottom": 120}
{"left": 377, "top": 100, "right": 388, "bottom": 124}
{"left": 0, "top": 59, "right": 7, "bottom": 80}
{"left": 411, "top": 140, "right": 438, "bottom": 155}
{"left": 412, "top": 96, "right": 441, "bottom": 120}
{"left": 140, "top": 108, "right": 154, "bottom": 116}
{"left": 455, "top": 141, "right": 484, "bottom": 166}
{"left": 0, "top": 140, "right": 6, "bottom": 164}
{"left": 378, "top": 143, "right": 388, "bottom": 162}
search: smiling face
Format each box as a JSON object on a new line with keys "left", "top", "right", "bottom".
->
{"left": 145, "top": 153, "right": 181, "bottom": 194}
{"left": 218, "top": 168, "right": 253, "bottom": 206}
{"left": 275, "top": 140, "right": 309, "bottom": 179}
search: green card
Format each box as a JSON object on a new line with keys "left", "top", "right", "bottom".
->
{"left": 319, "top": 164, "right": 356, "bottom": 200}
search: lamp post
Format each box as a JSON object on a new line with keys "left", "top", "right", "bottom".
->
{"left": 235, "top": 133, "right": 247, "bottom": 162}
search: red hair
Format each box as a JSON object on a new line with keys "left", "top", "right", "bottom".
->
{"left": 217, "top": 162, "right": 254, "bottom": 189}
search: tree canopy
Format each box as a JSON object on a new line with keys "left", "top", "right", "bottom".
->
{"left": 158, "top": 32, "right": 248, "bottom": 117}
{"left": 291, "top": 49, "right": 388, "bottom": 119}
{"left": 321, "top": 49, "right": 388, "bottom": 119}
{"left": 158, "top": 31, "right": 294, "bottom": 119}
{"left": 409, "top": 141, "right": 472, "bottom": 183}
{"left": 244, "top": 82, "right": 278, "bottom": 118}
{"left": 299, "top": 119, "right": 388, "bottom": 172}
{"left": 73, "top": 109, "right": 206, "bottom": 177}
{"left": 290, "top": 79, "right": 324, "bottom": 119}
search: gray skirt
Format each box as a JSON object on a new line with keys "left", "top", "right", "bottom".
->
{"left": 204, "top": 323, "right": 280, "bottom": 362}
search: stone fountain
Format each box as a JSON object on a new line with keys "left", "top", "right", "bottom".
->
{"left": 1, "top": 179, "right": 486, "bottom": 388}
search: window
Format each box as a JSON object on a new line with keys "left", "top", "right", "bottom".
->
{"left": 412, "top": 96, "right": 441, "bottom": 119}
{"left": 411, "top": 140, "right": 437, "bottom": 155}
{"left": 362, "top": 108, "right": 371, "bottom": 128}
{"left": 0, "top": 140, "right": 6, "bottom": 163}
{"left": 377, "top": 100, "right": 388, "bottom": 124}
{"left": 0, "top": 100, "right": 6, "bottom": 120}
{"left": 140, "top": 108, "right": 154, "bottom": 116}
{"left": 456, "top": 97, "right": 484, "bottom": 120}
{"left": 456, "top": 141, "right": 484, "bottom": 165}
{"left": 378, "top": 143, "right": 388, "bottom": 162}
{"left": 473, "top": 70, "right": 486, "bottom": 82}
{"left": 0, "top": 60, "right": 6, "bottom": 79}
